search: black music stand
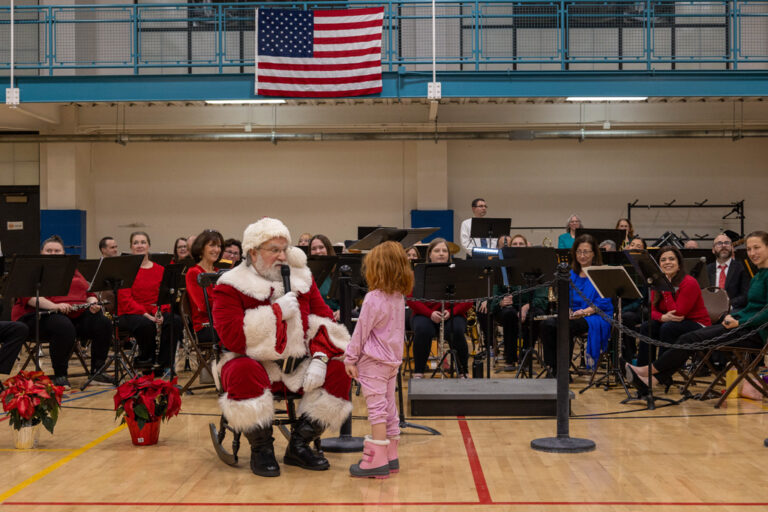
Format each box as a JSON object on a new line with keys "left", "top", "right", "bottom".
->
{"left": 347, "top": 227, "right": 438, "bottom": 253}
{"left": 77, "top": 259, "right": 101, "bottom": 283}
{"left": 4, "top": 255, "right": 78, "bottom": 372}
{"left": 575, "top": 228, "right": 625, "bottom": 249}
{"left": 580, "top": 265, "right": 641, "bottom": 398}
{"left": 81, "top": 254, "right": 143, "bottom": 389}
{"left": 469, "top": 218, "right": 510, "bottom": 250}
{"left": 154, "top": 263, "right": 187, "bottom": 379}
{"left": 500, "top": 247, "right": 558, "bottom": 379}
{"left": 149, "top": 253, "right": 174, "bottom": 267}
{"left": 624, "top": 249, "right": 677, "bottom": 409}
{"left": 413, "top": 262, "right": 487, "bottom": 378}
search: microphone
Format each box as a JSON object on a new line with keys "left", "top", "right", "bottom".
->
{"left": 281, "top": 264, "right": 291, "bottom": 293}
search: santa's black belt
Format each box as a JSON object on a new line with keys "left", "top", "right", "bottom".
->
{"left": 274, "top": 356, "right": 307, "bottom": 374}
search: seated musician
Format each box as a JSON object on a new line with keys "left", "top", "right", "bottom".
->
{"left": 541, "top": 234, "right": 613, "bottom": 376}
{"left": 621, "top": 236, "right": 649, "bottom": 360}
{"left": 309, "top": 234, "right": 340, "bottom": 322}
{"left": 708, "top": 233, "right": 751, "bottom": 312}
{"left": 627, "top": 246, "right": 710, "bottom": 378}
{"left": 405, "top": 246, "right": 420, "bottom": 261}
{"left": 11, "top": 235, "right": 113, "bottom": 388}
{"left": 297, "top": 232, "right": 312, "bottom": 247}
{"left": 558, "top": 214, "right": 583, "bottom": 249}
{"left": 212, "top": 218, "right": 352, "bottom": 477}
{"left": 98, "top": 236, "right": 119, "bottom": 257}
{"left": 406, "top": 238, "right": 472, "bottom": 379}
{"left": 478, "top": 234, "right": 548, "bottom": 367}
{"left": 117, "top": 231, "right": 183, "bottom": 374}
{"left": 221, "top": 238, "right": 243, "bottom": 267}
{"left": 185, "top": 230, "right": 224, "bottom": 345}
{"left": 172, "top": 237, "right": 190, "bottom": 263}
{"left": 625, "top": 231, "right": 768, "bottom": 396}
{"left": 616, "top": 218, "right": 634, "bottom": 249}
{"left": 599, "top": 239, "right": 617, "bottom": 252}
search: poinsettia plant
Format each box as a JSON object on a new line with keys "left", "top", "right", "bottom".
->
{"left": 113, "top": 375, "right": 182, "bottom": 429}
{"left": 1, "top": 371, "right": 65, "bottom": 433}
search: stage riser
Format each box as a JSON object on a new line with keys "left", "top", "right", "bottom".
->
{"left": 408, "top": 379, "right": 571, "bottom": 417}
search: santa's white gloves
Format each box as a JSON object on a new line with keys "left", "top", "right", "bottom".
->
{"left": 302, "top": 354, "right": 328, "bottom": 391}
{"left": 274, "top": 291, "right": 299, "bottom": 319}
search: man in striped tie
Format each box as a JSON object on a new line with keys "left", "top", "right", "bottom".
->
{"left": 707, "top": 233, "right": 751, "bottom": 312}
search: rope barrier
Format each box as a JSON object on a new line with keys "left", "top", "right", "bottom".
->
{"left": 350, "top": 280, "right": 555, "bottom": 304}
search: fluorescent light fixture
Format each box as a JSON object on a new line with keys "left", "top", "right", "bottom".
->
{"left": 205, "top": 99, "right": 286, "bottom": 105}
{"left": 566, "top": 97, "right": 648, "bottom": 102}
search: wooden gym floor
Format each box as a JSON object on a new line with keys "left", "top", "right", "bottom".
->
{"left": 2, "top": 360, "right": 768, "bottom": 512}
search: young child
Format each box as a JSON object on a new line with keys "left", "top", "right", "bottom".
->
{"left": 344, "top": 241, "right": 414, "bottom": 479}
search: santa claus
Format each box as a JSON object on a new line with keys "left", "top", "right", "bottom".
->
{"left": 212, "top": 218, "right": 352, "bottom": 477}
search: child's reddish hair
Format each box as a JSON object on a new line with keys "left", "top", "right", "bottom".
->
{"left": 363, "top": 241, "right": 414, "bottom": 295}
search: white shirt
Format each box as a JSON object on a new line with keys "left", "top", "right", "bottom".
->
{"left": 715, "top": 258, "right": 732, "bottom": 287}
{"left": 460, "top": 217, "right": 498, "bottom": 253}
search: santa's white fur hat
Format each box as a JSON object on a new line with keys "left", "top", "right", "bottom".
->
{"left": 242, "top": 217, "right": 292, "bottom": 254}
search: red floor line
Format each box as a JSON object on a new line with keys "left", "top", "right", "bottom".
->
{"left": 6, "top": 501, "right": 768, "bottom": 508}
{"left": 457, "top": 415, "right": 491, "bottom": 505}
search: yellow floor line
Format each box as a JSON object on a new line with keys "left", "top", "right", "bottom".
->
{"left": 0, "top": 424, "right": 126, "bottom": 503}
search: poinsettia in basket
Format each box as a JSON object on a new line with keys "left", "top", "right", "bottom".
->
{"left": 113, "top": 374, "right": 182, "bottom": 446}
{"left": 1, "top": 371, "right": 65, "bottom": 449}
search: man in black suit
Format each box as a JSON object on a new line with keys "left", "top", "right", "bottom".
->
{"left": 707, "top": 233, "right": 751, "bottom": 312}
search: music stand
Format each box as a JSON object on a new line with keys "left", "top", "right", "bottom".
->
{"left": 149, "top": 253, "right": 174, "bottom": 267}
{"left": 580, "top": 266, "right": 642, "bottom": 398}
{"left": 154, "top": 263, "right": 187, "bottom": 379}
{"left": 413, "top": 262, "right": 487, "bottom": 378}
{"left": 469, "top": 218, "right": 510, "bottom": 250}
{"left": 575, "top": 228, "right": 625, "bottom": 249}
{"left": 77, "top": 259, "right": 101, "bottom": 283}
{"left": 81, "top": 254, "right": 143, "bottom": 389}
{"left": 684, "top": 258, "right": 710, "bottom": 288}
{"left": 500, "top": 247, "right": 558, "bottom": 379}
{"left": 4, "top": 255, "right": 78, "bottom": 371}
{"left": 623, "top": 249, "right": 677, "bottom": 409}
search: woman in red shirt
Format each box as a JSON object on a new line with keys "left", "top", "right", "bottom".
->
{"left": 118, "top": 231, "right": 182, "bottom": 374}
{"left": 406, "top": 238, "right": 472, "bottom": 379}
{"left": 626, "top": 246, "right": 711, "bottom": 391}
{"left": 12, "top": 235, "right": 113, "bottom": 388}
{"left": 185, "top": 230, "right": 224, "bottom": 345}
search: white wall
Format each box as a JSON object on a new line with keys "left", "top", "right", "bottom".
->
{"left": 89, "top": 141, "right": 417, "bottom": 256}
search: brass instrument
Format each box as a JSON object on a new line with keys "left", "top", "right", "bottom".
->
{"left": 466, "top": 306, "right": 480, "bottom": 350}
{"left": 542, "top": 236, "right": 553, "bottom": 248}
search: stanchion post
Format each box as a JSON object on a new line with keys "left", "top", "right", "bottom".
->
{"left": 531, "top": 263, "right": 596, "bottom": 453}
{"left": 320, "top": 264, "right": 364, "bottom": 453}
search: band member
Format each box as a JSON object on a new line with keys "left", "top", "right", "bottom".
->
{"left": 407, "top": 238, "right": 472, "bottom": 378}
{"left": 626, "top": 231, "right": 768, "bottom": 395}
{"left": 310, "top": 234, "right": 340, "bottom": 321}
{"left": 12, "top": 235, "right": 113, "bottom": 388}
{"left": 221, "top": 238, "right": 243, "bottom": 266}
{"left": 558, "top": 214, "right": 583, "bottom": 249}
{"left": 186, "top": 230, "right": 224, "bottom": 344}
{"left": 173, "top": 237, "right": 190, "bottom": 262}
{"left": 98, "top": 236, "right": 119, "bottom": 257}
{"left": 297, "top": 233, "right": 312, "bottom": 247}
{"left": 212, "top": 218, "right": 352, "bottom": 477}
{"left": 117, "top": 231, "right": 182, "bottom": 373}
{"left": 632, "top": 246, "right": 710, "bottom": 368}
{"left": 616, "top": 218, "right": 634, "bottom": 248}
{"left": 708, "top": 233, "right": 751, "bottom": 312}
{"left": 541, "top": 234, "right": 613, "bottom": 376}
{"left": 460, "top": 198, "right": 495, "bottom": 254}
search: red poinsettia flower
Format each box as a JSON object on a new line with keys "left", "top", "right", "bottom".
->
{"left": 113, "top": 375, "right": 182, "bottom": 425}
{"left": 2, "top": 371, "right": 65, "bottom": 433}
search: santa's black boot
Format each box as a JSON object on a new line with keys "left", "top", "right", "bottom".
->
{"left": 244, "top": 426, "right": 280, "bottom": 477}
{"left": 283, "top": 414, "right": 330, "bottom": 471}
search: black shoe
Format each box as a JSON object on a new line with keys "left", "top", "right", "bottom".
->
{"left": 52, "top": 375, "right": 71, "bottom": 390}
{"left": 283, "top": 415, "right": 330, "bottom": 471}
{"left": 133, "top": 357, "right": 153, "bottom": 369}
{"left": 244, "top": 427, "right": 280, "bottom": 477}
{"left": 90, "top": 373, "right": 115, "bottom": 386}
{"left": 625, "top": 366, "right": 648, "bottom": 396}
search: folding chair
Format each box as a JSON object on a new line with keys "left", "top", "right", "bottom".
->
{"left": 180, "top": 291, "right": 216, "bottom": 394}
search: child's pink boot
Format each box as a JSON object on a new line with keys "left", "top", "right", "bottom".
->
{"left": 349, "top": 436, "right": 390, "bottom": 479}
{"left": 387, "top": 436, "right": 400, "bottom": 473}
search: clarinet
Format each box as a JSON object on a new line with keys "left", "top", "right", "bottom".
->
{"left": 151, "top": 305, "right": 163, "bottom": 373}
{"left": 38, "top": 301, "right": 110, "bottom": 316}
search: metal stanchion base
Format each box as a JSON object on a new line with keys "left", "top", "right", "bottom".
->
{"left": 531, "top": 436, "right": 596, "bottom": 453}
{"left": 319, "top": 435, "right": 364, "bottom": 453}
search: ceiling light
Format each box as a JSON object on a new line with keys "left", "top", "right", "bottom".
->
{"left": 205, "top": 99, "right": 286, "bottom": 105}
{"left": 566, "top": 97, "right": 648, "bottom": 102}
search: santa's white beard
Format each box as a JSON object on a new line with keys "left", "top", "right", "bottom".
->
{"left": 254, "top": 252, "right": 282, "bottom": 282}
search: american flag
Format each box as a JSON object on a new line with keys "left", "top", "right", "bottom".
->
{"left": 255, "top": 7, "right": 384, "bottom": 98}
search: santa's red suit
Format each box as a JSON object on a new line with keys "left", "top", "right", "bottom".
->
{"left": 212, "top": 244, "right": 352, "bottom": 444}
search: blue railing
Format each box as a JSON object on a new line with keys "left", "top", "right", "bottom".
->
{"left": 2, "top": 0, "right": 768, "bottom": 76}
